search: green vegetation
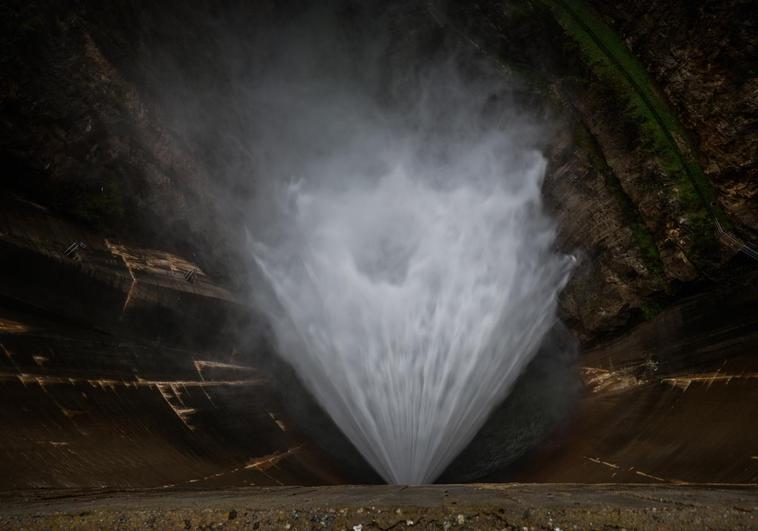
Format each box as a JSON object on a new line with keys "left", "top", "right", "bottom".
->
{"left": 536, "top": 0, "right": 727, "bottom": 263}
{"left": 573, "top": 121, "right": 667, "bottom": 289}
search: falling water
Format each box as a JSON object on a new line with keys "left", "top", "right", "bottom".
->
{"left": 239, "top": 3, "right": 573, "bottom": 482}
{"left": 252, "top": 134, "right": 572, "bottom": 483}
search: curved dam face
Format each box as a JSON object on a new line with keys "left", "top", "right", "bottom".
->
{"left": 0, "top": 196, "right": 360, "bottom": 489}
{"left": 1, "top": 201, "right": 756, "bottom": 490}
{"left": 1, "top": 0, "right": 757, "bottom": 493}
{"left": 0, "top": 190, "right": 567, "bottom": 489}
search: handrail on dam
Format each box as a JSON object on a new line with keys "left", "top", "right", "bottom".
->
{"left": 716, "top": 220, "right": 758, "bottom": 262}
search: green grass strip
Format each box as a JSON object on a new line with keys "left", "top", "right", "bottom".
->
{"left": 537, "top": 0, "right": 729, "bottom": 247}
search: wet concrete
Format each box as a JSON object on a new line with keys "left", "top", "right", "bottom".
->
{"left": 0, "top": 195, "right": 353, "bottom": 489}
{"left": 0, "top": 299, "right": 347, "bottom": 490}
{"left": 2, "top": 194, "right": 757, "bottom": 492}
{"left": 1, "top": 484, "right": 756, "bottom": 530}
{"left": 0, "top": 195, "right": 250, "bottom": 349}
{"left": 507, "top": 271, "right": 758, "bottom": 484}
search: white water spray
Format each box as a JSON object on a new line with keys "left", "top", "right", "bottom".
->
{"left": 240, "top": 13, "right": 575, "bottom": 481}
{"left": 129, "top": 0, "right": 572, "bottom": 484}
{"left": 252, "top": 130, "right": 572, "bottom": 483}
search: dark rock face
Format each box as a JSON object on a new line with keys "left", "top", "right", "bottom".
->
{"left": 544, "top": 126, "right": 666, "bottom": 338}
{"left": 0, "top": 1, "right": 249, "bottom": 288}
{"left": 450, "top": 0, "right": 757, "bottom": 342}
{"left": 1, "top": 0, "right": 756, "bottom": 487}
{"left": 591, "top": 0, "right": 757, "bottom": 242}
{"left": 3, "top": 0, "right": 755, "bottom": 341}
{"left": 2, "top": 2, "right": 189, "bottom": 233}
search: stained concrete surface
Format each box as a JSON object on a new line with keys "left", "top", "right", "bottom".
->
{"left": 0, "top": 195, "right": 357, "bottom": 489}
{"left": 2, "top": 194, "right": 757, "bottom": 489}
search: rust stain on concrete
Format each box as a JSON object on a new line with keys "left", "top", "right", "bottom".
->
{"left": 104, "top": 239, "right": 232, "bottom": 300}
{"left": 157, "top": 383, "right": 197, "bottom": 430}
{"left": 1, "top": 370, "right": 266, "bottom": 389}
{"left": 584, "top": 457, "right": 688, "bottom": 484}
{"left": 662, "top": 372, "right": 758, "bottom": 391}
{"left": 0, "top": 318, "right": 30, "bottom": 334}
{"left": 585, "top": 456, "right": 620, "bottom": 469}
{"left": 581, "top": 367, "right": 642, "bottom": 394}
{"left": 632, "top": 469, "right": 680, "bottom": 483}
{"left": 106, "top": 238, "right": 138, "bottom": 314}
{"left": 245, "top": 445, "right": 303, "bottom": 471}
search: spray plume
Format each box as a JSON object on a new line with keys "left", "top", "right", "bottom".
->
{"left": 246, "top": 21, "right": 573, "bottom": 480}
